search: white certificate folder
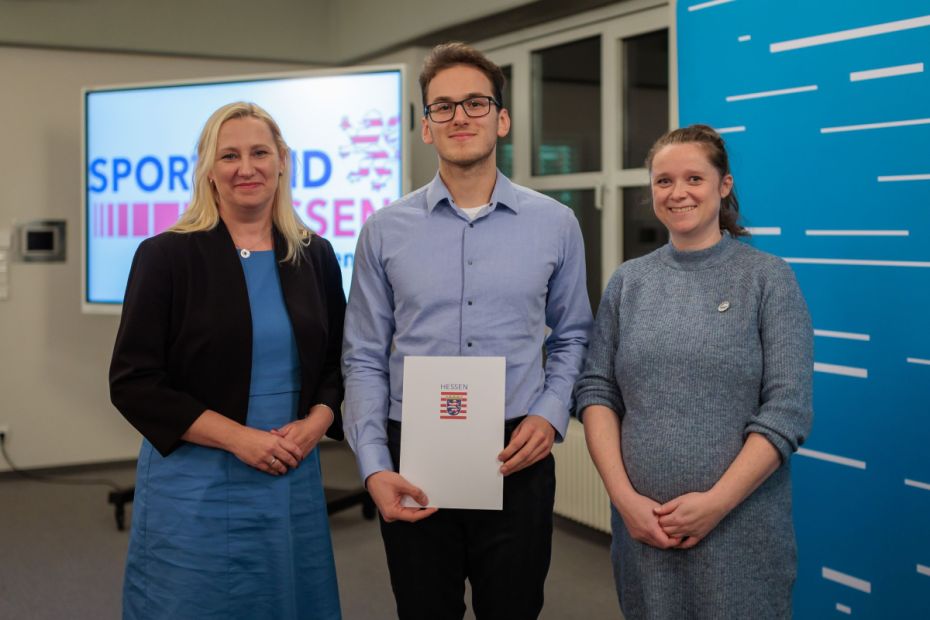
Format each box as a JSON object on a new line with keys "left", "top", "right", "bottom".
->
{"left": 400, "top": 356, "right": 505, "bottom": 510}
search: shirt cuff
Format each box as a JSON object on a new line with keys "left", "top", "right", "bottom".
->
{"left": 528, "top": 391, "right": 570, "bottom": 441}
{"left": 357, "top": 442, "right": 395, "bottom": 483}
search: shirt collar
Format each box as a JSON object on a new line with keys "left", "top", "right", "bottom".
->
{"left": 425, "top": 170, "right": 520, "bottom": 215}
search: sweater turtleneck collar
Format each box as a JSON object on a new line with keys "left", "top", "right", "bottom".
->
{"left": 658, "top": 232, "right": 738, "bottom": 271}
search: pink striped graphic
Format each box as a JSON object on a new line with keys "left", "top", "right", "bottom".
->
{"left": 153, "top": 202, "right": 179, "bottom": 234}
{"left": 107, "top": 204, "right": 114, "bottom": 237}
{"left": 133, "top": 203, "right": 149, "bottom": 236}
{"left": 118, "top": 203, "right": 129, "bottom": 237}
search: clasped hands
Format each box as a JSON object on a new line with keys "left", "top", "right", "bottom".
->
{"left": 233, "top": 405, "right": 333, "bottom": 476}
{"left": 368, "top": 415, "right": 556, "bottom": 523}
{"left": 618, "top": 489, "right": 732, "bottom": 551}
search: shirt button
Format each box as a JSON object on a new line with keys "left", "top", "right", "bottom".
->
{"left": 469, "top": 223, "right": 474, "bottom": 228}
{"left": 467, "top": 260, "right": 473, "bottom": 265}
{"left": 467, "top": 300, "right": 473, "bottom": 306}
{"left": 467, "top": 342, "right": 473, "bottom": 347}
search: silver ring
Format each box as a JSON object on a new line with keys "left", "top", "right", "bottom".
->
{"left": 269, "top": 457, "right": 278, "bottom": 467}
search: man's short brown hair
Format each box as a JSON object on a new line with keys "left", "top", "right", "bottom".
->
{"left": 419, "top": 42, "right": 506, "bottom": 110}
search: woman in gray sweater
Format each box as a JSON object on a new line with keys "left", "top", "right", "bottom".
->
{"left": 576, "top": 125, "right": 813, "bottom": 619}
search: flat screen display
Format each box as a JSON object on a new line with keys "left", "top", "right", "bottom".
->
{"left": 83, "top": 67, "right": 405, "bottom": 309}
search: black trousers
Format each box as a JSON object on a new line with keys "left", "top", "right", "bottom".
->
{"left": 379, "top": 418, "right": 556, "bottom": 620}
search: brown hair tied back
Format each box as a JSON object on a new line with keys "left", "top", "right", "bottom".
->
{"left": 645, "top": 124, "right": 749, "bottom": 238}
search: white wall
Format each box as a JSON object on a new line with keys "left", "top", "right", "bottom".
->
{"left": 0, "top": 1, "right": 332, "bottom": 62}
{"left": 0, "top": 46, "right": 309, "bottom": 470}
{"left": 328, "top": 0, "right": 532, "bottom": 61}
{"left": 0, "top": 0, "right": 534, "bottom": 64}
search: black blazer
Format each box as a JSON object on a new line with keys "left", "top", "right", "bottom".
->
{"left": 110, "top": 220, "right": 345, "bottom": 456}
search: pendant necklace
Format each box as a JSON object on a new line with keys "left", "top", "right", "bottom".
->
{"left": 236, "top": 242, "right": 262, "bottom": 258}
{"left": 233, "top": 230, "right": 270, "bottom": 259}
{"left": 233, "top": 235, "right": 261, "bottom": 258}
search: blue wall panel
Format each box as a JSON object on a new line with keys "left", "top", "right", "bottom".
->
{"left": 675, "top": 1, "right": 930, "bottom": 617}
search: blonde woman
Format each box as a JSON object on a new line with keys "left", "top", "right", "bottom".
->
{"left": 110, "top": 102, "right": 344, "bottom": 619}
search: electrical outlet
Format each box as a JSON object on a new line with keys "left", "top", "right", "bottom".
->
{"left": 0, "top": 424, "right": 8, "bottom": 441}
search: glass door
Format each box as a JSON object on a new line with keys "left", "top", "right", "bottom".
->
{"left": 485, "top": 4, "right": 670, "bottom": 310}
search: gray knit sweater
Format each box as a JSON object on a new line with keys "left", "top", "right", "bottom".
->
{"left": 576, "top": 234, "right": 813, "bottom": 620}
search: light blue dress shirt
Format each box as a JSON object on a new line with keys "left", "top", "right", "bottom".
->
{"left": 342, "top": 172, "right": 593, "bottom": 481}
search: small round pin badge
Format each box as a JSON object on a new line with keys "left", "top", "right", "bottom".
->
{"left": 717, "top": 301, "right": 730, "bottom": 312}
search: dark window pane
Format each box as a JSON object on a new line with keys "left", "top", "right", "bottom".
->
{"left": 622, "top": 29, "right": 668, "bottom": 169}
{"left": 532, "top": 37, "right": 602, "bottom": 175}
{"left": 498, "top": 65, "right": 513, "bottom": 178}
{"left": 541, "top": 189, "right": 601, "bottom": 312}
{"left": 622, "top": 186, "right": 667, "bottom": 261}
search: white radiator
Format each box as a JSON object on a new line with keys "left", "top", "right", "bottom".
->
{"left": 552, "top": 417, "right": 612, "bottom": 533}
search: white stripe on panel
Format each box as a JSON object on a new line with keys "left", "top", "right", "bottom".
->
{"left": 738, "top": 35, "right": 751, "bottom": 42}
{"left": 715, "top": 125, "right": 746, "bottom": 133}
{"left": 836, "top": 604, "right": 852, "bottom": 615}
{"left": 905, "top": 478, "right": 930, "bottom": 491}
{"left": 918, "top": 564, "right": 930, "bottom": 576}
{"left": 771, "top": 15, "right": 930, "bottom": 53}
{"left": 726, "top": 85, "right": 818, "bottom": 102}
{"left": 814, "top": 362, "right": 868, "bottom": 378}
{"left": 805, "top": 229, "right": 909, "bottom": 237}
{"left": 821, "top": 117, "right": 930, "bottom": 133}
{"left": 797, "top": 448, "right": 867, "bottom": 470}
{"left": 688, "top": 0, "right": 736, "bottom": 12}
{"left": 850, "top": 62, "right": 924, "bottom": 81}
{"left": 784, "top": 257, "right": 930, "bottom": 268}
{"left": 745, "top": 227, "right": 781, "bottom": 235}
{"left": 878, "top": 174, "right": 930, "bottom": 182}
{"left": 907, "top": 357, "right": 930, "bottom": 365}
{"left": 814, "top": 330, "right": 870, "bottom": 341}
{"left": 822, "top": 567, "right": 872, "bottom": 593}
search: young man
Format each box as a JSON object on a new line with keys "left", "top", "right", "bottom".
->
{"left": 342, "top": 42, "right": 593, "bottom": 619}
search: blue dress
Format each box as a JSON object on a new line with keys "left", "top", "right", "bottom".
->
{"left": 123, "top": 250, "right": 341, "bottom": 619}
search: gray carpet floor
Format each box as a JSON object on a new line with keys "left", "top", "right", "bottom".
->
{"left": 0, "top": 442, "right": 619, "bottom": 619}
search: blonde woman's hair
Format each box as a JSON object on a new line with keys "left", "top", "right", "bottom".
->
{"left": 170, "top": 101, "right": 311, "bottom": 263}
